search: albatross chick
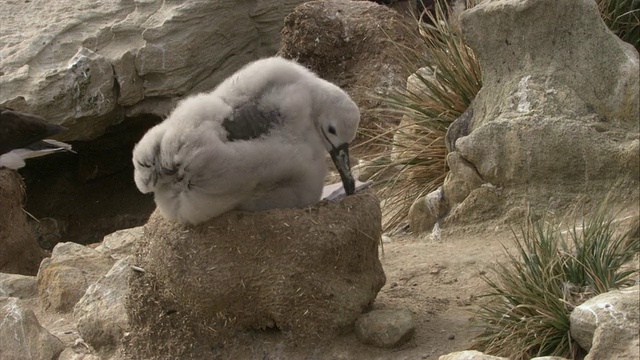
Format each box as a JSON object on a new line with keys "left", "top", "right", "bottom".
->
{"left": 133, "top": 57, "right": 360, "bottom": 224}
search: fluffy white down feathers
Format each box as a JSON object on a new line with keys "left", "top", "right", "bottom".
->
{"left": 132, "top": 57, "right": 360, "bottom": 224}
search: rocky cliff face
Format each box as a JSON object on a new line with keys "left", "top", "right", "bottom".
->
{"left": 0, "top": 0, "right": 307, "bottom": 140}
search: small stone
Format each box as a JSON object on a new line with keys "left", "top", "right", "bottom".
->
{"left": 355, "top": 309, "right": 415, "bottom": 348}
{"left": 448, "top": 334, "right": 455, "bottom": 340}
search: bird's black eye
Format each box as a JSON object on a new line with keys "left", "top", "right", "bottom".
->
{"left": 328, "top": 125, "right": 336, "bottom": 135}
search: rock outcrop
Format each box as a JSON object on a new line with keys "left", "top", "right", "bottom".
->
{"left": 125, "top": 191, "right": 385, "bottom": 358}
{"left": 0, "top": 169, "right": 46, "bottom": 275}
{"left": 0, "top": 0, "right": 307, "bottom": 141}
{"left": 430, "top": 0, "right": 639, "bottom": 227}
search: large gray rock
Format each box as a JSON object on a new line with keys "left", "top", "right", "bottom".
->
{"left": 0, "top": 0, "right": 307, "bottom": 141}
{"left": 462, "top": 0, "right": 638, "bottom": 126}
{"left": 440, "top": 0, "right": 639, "bottom": 224}
{"left": 570, "top": 286, "right": 639, "bottom": 360}
{"left": 74, "top": 257, "right": 133, "bottom": 354}
{"left": 37, "top": 242, "right": 114, "bottom": 313}
{"left": 0, "top": 297, "right": 65, "bottom": 360}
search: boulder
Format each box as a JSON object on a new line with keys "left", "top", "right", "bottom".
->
{"left": 570, "top": 286, "right": 639, "bottom": 360}
{"left": 440, "top": 0, "right": 640, "bottom": 224}
{"left": 0, "top": 273, "right": 37, "bottom": 299}
{"left": 0, "top": 297, "right": 65, "bottom": 360}
{"left": 37, "top": 242, "right": 114, "bottom": 313}
{"left": 125, "top": 192, "right": 385, "bottom": 358}
{"left": 0, "top": 169, "right": 46, "bottom": 275}
{"left": 74, "top": 257, "right": 134, "bottom": 354}
{"left": 280, "top": 0, "right": 420, "bottom": 137}
{"left": 0, "top": 0, "right": 308, "bottom": 141}
{"left": 355, "top": 308, "right": 415, "bottom": 348}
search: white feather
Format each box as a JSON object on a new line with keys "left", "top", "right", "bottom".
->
{"left": 132, "top": 56, "right": 361, "bottom": 225}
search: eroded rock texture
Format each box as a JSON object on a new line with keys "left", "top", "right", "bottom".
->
{"left": 440, "top": 0, "right": 639, "bottom": 225}
{"left": 0, "top": 0, "right": 307, "bottom": 140}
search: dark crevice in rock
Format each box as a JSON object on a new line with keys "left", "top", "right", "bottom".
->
{"left": 19, "top": 114, "right": 161, "bottom": 246}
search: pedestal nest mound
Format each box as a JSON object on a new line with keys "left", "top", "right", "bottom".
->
{"left": 0, "top": 169, "right": 46, "bottom": 275}
{"left": 124, "top": 191, "right": 385, "bottom": 358}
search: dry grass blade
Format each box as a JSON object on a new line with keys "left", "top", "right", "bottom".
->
{"left": 357, "top": 0, "right": 481, "bottom": 231}
{"left": 596, "top": 0, "right": 640, "bottom": 50}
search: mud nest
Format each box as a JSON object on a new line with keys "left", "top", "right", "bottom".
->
{"left": 125, "top": 191, "right": 385, "bottom": 358}
{"left": 0, "top": 169, "right": 45, "bottom": 275}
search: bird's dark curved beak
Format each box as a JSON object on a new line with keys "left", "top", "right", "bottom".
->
{"left": 329, "top": 143, "right": 355, "bottom": 196}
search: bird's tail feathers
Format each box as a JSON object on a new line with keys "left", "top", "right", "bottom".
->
{"left": 0, "top": 139, "right": 75, "bottom": 169}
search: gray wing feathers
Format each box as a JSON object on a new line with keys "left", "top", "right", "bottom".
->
{"left": 222, "top": 101, "right": 282, "bottom": 141}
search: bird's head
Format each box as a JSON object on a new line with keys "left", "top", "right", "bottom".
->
{"left": 315, "top": 85, "right": 361, "bottom": 196}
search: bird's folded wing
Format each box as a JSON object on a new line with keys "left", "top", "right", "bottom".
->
{"left": 222, "top": 101, "right": 283, "bottom": 142}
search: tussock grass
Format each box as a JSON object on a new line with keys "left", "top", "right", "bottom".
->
{"left": 358, "top": 0, "right": 637, "bottom": 232}
{"left": 473, "top": 206, "right": 640, "bottom": 360}
{"left": 357, "top": 0, "right": 481, "bottom": 231}
{"left": 597, "top": 0, "right": 640, "bottom": 50}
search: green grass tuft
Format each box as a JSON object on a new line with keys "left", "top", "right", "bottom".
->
{"left": 472, "top": 206, "right": 639, "bottom": 360}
